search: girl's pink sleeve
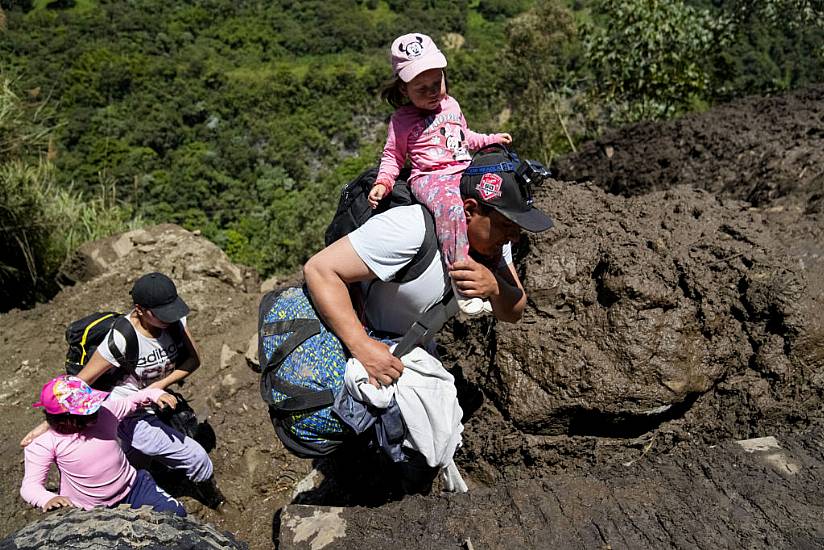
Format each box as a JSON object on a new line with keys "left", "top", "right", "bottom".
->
{"left": 104, "top": 388, "right": 166, "bottom": 421}
{"left": 464, "top": 129, "right": 506, "bottom": 151}
{"left": 376, "top": 114, "right": 408, "bottom": 192}
{"left": 20, "top": 440, "right": 59, "bottom": 509}
{"left": 461, "top": 111, "right": 507, "bottom": 151}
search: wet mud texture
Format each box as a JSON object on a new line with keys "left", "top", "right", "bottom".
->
{"left": 553, "top": 84, "right": 824, "bottom": 212}
{"left": 1, "top": 85, "right": 823, "bottom": 549}
{"left": 298, "top": 423, "right": 824, "bottom": 549}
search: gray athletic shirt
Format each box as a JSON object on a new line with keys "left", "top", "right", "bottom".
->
{"left": 348, "top": 205, "right": 512, "bottom": 337}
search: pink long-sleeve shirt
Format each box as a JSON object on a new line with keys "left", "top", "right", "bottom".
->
{"left": 20, "top": 388, "right": 164, "bottom": 510}
{"left": 376, "top": 95, "right": 505, "bottom": 191}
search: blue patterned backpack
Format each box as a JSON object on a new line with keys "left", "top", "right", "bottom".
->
{"left": 258, "top": 286, "right": 352, "bottom": 457}
{"left": 258, "top": 282, "right": 456, "bottom": 458}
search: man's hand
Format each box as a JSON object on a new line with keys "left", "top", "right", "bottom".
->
{"left": 43, "top": 496, "right": 73, "bottom": 512}
{"left": 20, "top": 421, "right": 48, "bottom": 447}
{"left": 449, "top": 258, "right": 499, "bottom": 300}
{"left": 350, "top": 338, "right": 404, "bottom": 387}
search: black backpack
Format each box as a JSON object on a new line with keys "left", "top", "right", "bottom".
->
{"left": 65, "top": 313, "right": 139, "bottom": 391}
{"left": 324, "top": 167, "right": 437, "bottom": 284}
{"left": 65, "top": 312, "right": 184, "bottom": 391}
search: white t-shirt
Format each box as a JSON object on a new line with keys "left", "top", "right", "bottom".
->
{"left": 347, "top": 205, "right": 512, "bottom": 337}
{"left": 97, "top": 313, "right": 188, "bottom": 400}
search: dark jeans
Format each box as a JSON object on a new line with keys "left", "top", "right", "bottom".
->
{"left": 117, "top": 469, "right": 186, "bottom": 517}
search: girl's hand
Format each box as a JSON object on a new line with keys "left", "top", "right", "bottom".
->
{"left": 43, "top": 496, "right": 74, "bottom": 512}
{"left": 368, "top": 183, "right": 388, "bottom": 209}
{"left": 20, "top": 421, "right": 49, "bottom": 447}
{"left": 497, "top": 133, "right": 512, "bottom": 145}
{"left": 155, "top": 392, "right": 178, "bottom": 411}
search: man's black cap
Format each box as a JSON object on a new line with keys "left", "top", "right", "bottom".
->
{"left": 130, "top": 272, "right": 190, "bottom": 323}
{"left": 460, "top": 147, "right": 554, "bottom": 233}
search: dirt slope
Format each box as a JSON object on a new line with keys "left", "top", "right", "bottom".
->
{"left": 1, "top": 85, "right": 823, "bottom": 549}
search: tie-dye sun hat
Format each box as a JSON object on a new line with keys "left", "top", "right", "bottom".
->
{"left": 33, "top": 375, "right": 108, "bottom": 415}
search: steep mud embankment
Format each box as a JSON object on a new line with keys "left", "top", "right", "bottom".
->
{"left": 553, "top": 85, "right": 824, "bottom": 211}
{"left": 443, "top": 86, "right": 824, "bottom": 488}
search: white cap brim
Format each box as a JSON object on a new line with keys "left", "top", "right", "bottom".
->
{"left": 398, "top": 51, "right": 448, "bottom": 82}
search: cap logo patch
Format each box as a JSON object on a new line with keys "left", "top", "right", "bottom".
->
{"left": 477, "top": 173, "right": 503, "bottom": 200}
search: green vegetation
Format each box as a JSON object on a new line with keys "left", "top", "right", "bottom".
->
{"left": 0, "top": 0, "right": 820, "bottom": 310}
{"left": 586, "top": 0, "right": 732, "bottom": 122}
{"left": 0, "top": 78, "right": 139, "bottom": 309}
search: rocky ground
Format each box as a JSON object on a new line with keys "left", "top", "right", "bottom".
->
{"left": 1, "top": 85, "right": 823, "bottom": 549}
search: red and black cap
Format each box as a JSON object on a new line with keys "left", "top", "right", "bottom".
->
{"left": 130, "top": 272, "right": 190, "bottom": 323}
{"left": 460, "top": 147, "right": 554, "bottom": 233}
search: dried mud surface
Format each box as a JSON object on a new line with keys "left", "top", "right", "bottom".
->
{"left": 2, "top": 86, "right": 824, "bottom": 549}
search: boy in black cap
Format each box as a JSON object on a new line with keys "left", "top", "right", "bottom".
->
{"left": 130, "top": 272, "right": 191, "bottom": 324}
{"left": 21, "top": 272, "right": 225, "bottom": 508}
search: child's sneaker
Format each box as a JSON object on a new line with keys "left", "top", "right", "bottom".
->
{"left": 482, "top": 300, "right": 493, "bottom": 314}
{"left": 453, "top": 281, "right": 485, "bottom": 318}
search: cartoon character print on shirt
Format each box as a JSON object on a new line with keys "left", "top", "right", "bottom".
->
{"left": 439, "top": 125, "right": 470, "bottom": 162}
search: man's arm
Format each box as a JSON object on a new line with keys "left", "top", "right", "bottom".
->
{"left": 303, "top": 237, "right": 405, "bottom": 386}
{"left": 450, "top": 259, "right": 526, "bottom": 323}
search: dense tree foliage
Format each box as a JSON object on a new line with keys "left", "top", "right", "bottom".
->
{"left": 586, "top": 0, "right": 733, "bottom": 122}
{"left": 0, "top": 0, "right": 820, "bottom": 310}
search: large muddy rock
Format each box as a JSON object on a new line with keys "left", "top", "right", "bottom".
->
{"left": 437, "top": 86, "right": 824, "bottom": 487}
{"left": 446, "top": 181, "right": 816, "bottom": 442}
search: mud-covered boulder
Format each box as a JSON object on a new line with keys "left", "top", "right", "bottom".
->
{"left": 55, "top": 223, "right": 258, "bottom": 317}
{"left": 453, "top": 182, "right": 810, "bottom": 436}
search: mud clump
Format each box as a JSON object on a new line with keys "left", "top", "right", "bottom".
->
{"left": 553, "top": 85, "right": 824, "bottom": 212}
{"left": 444, "top": 86, "right": 824, "bottom": 486}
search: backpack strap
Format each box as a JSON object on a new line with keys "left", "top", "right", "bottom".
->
{"left": 107, "top": 316, "right": 139, "bottom": 375}
{"left": 260, "top": 319, "right": 321, "bottom": 378}
{"left": 392, "top": 207, "right": 438, "bottom": 284}
{"left": 393, "top": 288, "right": 457, "bottom": 359}
{"left": 260, "top": 318, "right": 332, "bottom": 412}
{"left": 167, "top": 319, "right": 190, "bottom": 364}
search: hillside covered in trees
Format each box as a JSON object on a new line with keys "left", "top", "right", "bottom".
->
{"left": 1, "top": 0, "right": 822, "bottom": 310}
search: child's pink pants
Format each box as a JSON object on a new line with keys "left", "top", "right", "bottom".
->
{"left": 410, "top": 173, "right": 469, "bottom": 268}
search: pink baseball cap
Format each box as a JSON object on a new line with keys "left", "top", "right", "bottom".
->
{"left": 33, "top": 375, "right": 108, "bottom": 415}
{"left": 391, "top": 33, "right": 447, "bottom": 83}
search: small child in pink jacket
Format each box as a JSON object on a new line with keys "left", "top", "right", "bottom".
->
{"left": 368, "top": 33, "right": 512, "bottom": 317}
{"left": 20, "top": 375, "right": 185, "bottom": 516}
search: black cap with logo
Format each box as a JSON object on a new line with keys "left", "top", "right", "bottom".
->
{"left": 460, "top": 146, "right": 554, "bottom": 233}
{"left": 130, "top": 272, "right": 190, "bottom": 323}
